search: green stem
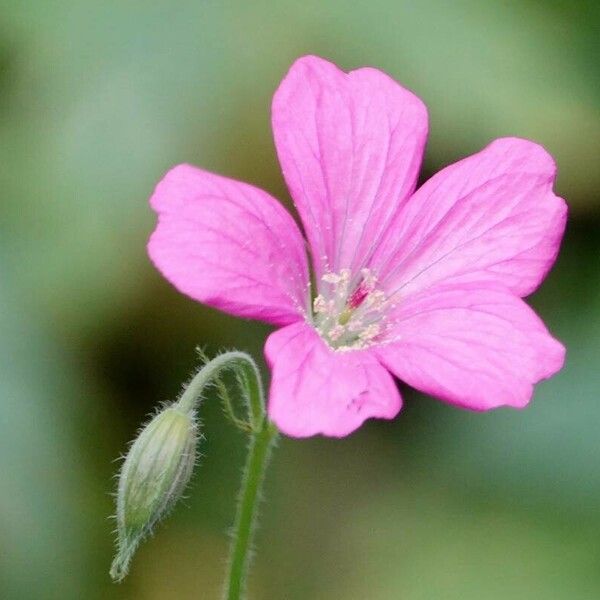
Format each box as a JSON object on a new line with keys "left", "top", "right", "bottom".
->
{"left": 223, "top": 419, "right": 278, "bottom": 600}
{"left": 176, "top": 351, "right": 264, "bottom": 422}
{"left": 173, "top": 351, "right": 277, "bottom": 599}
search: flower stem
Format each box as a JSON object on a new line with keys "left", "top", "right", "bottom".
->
{"left": 176, "top": 351, "right": 263, "bottom": 420}
{"left": 223, "top": 419, "right": 278, "bottom": 600}
{"left": 174, "top": 350, "right": 278, "bottom": 598}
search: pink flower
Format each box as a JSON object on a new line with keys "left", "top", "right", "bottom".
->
{"left": 148, "top": 56, "right": 566, "bottom": 438}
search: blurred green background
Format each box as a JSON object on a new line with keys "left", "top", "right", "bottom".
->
{"left": 1, "top": 1, "right": 599, "bottom": 598}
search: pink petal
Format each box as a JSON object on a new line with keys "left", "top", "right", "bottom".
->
{"left": 265, "top": 321, "right": 402, "bottom": 437}
{"left": 272, "top": 55, "right": 428, "bottom": 280}
{"left": 376, "top": 282, "right": 565, "bottom": 411}
{"left": 148, "top": 164, "right": 309, "bottom": 326}
{"left": 374, "top": 137, "right": 567, "bottom": 298}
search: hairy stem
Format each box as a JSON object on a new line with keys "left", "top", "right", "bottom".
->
{"left": 223, "top": 419, "right": 278, "bottom": 600}
{"left": 174, "top": 350, "right": 278, "bottom": 598}
{"left": 176, "top": 351, "right": 264, "bottom": 422}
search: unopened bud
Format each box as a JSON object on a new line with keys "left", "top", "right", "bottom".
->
{"left": 110, "top": 406, "right": 198, "bottom": 581}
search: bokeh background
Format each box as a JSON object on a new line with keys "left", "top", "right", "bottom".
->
{"left": 1, "top": 1, "right": 599, "bottom": 598}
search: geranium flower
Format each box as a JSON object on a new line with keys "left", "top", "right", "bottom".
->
{"left": 148, "top": 55, "right": 566, "bottom": 438}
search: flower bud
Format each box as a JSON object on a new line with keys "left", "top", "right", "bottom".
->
{"left": 110, "top": 406, "right": 198, "bottom": 581}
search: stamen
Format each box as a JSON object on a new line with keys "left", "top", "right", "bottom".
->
{"left": 359, "top": 323, "right": 381, "bottom": 341}
{"left": 322, "top": 268, "right": 351, "bottom": 285}
{"left": 347, "top": 319, "right": 364, "bottom": 332}
{"left": 312, "top": 268, "right": 389, "bottom": 351}
{"left": 328, "top": 324, "right": 345, "bottom": 341}
{"left": 313, "top": 295, "right": 327, "bottom": 314}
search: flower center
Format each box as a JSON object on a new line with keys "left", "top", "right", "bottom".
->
{"left": 312, "top": 268, "right": 389, "bottom": 351}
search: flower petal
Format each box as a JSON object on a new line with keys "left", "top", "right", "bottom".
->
{"left": 376, "top": 282, "right": 565, "bottom": 410}
{"left": 148, "top": 164, "right": 309, "bottom": 325}
{"left": 272, "top": 55, "right": 428, "bottom": 280}
{"left": 265, "top": 321, "right": 401, "bottom": 437}
{"left": 375, "top": 137, "right": 567, "bottom": 298}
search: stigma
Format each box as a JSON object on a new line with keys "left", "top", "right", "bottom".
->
{"left": 312, "top": 268, "right": 389, "bottom": 351}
